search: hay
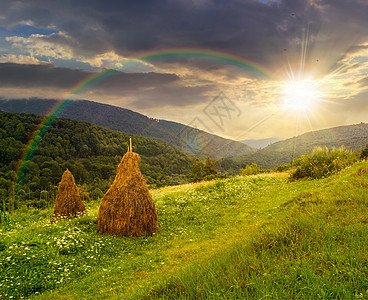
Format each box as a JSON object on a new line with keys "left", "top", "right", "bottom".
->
{"left": 97, "top": 151, "right": 158, "bottom": 237}
{"left": 51, "top": 169, "right": 86, "bottom": 223}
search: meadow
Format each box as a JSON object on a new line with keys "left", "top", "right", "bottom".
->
{"left": 1, "top": 161, "right": 368, "bottom": 299}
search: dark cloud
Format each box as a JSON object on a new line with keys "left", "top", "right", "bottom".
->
{"left": 129, "top": 84, "right": 213, "bottom": 109}
{"left": 0, "top": 63, "right": 179, "bottom": 90}
{"left": 346, "top": 44, "right": 368, "bottom": 55}
{"left": 0, "top": 0, "right": 367, "bottom": 113}
{"left": 0, "top": 62, "right": 212, "bottom": 108}
{"left": 1, "top": 0, "right": 367, "bottom": 74}
{"left": 0, "top": 63, "right": 85, "bottom": 88}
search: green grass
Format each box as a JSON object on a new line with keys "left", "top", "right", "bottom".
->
{"left": 1, "top": 162, "right": 368, "bottom": 299}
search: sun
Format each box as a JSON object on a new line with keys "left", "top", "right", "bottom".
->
{"left": 281, "top": 80, "right": 320, "bottom": 111}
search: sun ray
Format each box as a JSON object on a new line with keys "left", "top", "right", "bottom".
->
{"left": 303, "top": 108, "right": 314, "bottom": 132}
{"left": 299, "top": 24, "right": 310, "bottom": 79}
{"left": 314, "top": 59, "right": 352, "bottom": 87}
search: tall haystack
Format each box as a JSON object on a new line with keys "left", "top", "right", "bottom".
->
{"left": 51, "top": 169, "right": 86, "bottom": 222}
{"left": 97, "top": 141, "right": 158, "bottom": 237}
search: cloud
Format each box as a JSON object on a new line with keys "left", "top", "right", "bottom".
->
{"left": 4, "top": 32, "right": 159, "bottom": 70}
{"left": 0, "top": 54, "right": 48, "bottom": 64}
{"left": 0, "top": 62, "right": 178, "bottom": 88}
{"left": 6, "top": 33, "right": 76, "bottom": 62}
{"left": 0, "top": 0, "right": 366, "bottom": 75}
{"left": 0, "top": 0, "right": 367, "bottom": 139}
{"left": 0, "top": 63, "right": 214, "bottom": 108}
{"left": 358, "top": 77, "right": 368, "bottom": 88}
{"left": 345, "top": 44, "right": 368, "bottom": 56}
{"left": 128, "top": 84, "right": 213, "bottom": 109}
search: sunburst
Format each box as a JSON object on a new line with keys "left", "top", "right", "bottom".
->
{"left": 281, "top": 80, "right": 320, "bottom": 111}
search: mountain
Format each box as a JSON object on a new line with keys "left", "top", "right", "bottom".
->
{"left": 0, "top": 98, "right": 256, "bottom": 159}
{"left": 239, "top": 137, "right": 284, "bottom": 149}
{"left": 218, "top": 123, "right": 368, "bottom": 172}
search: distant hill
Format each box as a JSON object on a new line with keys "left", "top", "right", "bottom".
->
{"left": 239, "top": 137, "right": 284, "bottom": 149}
{"left": 218, "top": 123, "right": 368, "bottom": 172}
{"left": 0, "top": 98, "right": 256, "bottom": 159}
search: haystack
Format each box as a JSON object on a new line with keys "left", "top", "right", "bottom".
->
{"left": 51, "top": 169, "right": 86, "bottom": 222}
{"left": 97, "top": 141, "right": 158, "bottom": 237}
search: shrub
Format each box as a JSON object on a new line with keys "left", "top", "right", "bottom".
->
{"left": 274, "top": 164, "right": 290, "bottom": 172}
{"left": 203, "top": 157, "right": 217, "bottom": 177}
{"left": 291, "top": 146, "right": 357, "bottom": 179}
{"left": 361, "top": 144, "right": 368, "bottom": 160}
{"left": 240, "top": 163, "right": 260, "bottom": 176}
{"left": 188, "top": 158, "right": 203, "bottom": 182}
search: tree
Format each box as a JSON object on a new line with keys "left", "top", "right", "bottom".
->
{"left": 291, "top": 146, "right": 355, "bottom": 179}
{"left": 14, "top": 123, "right": 27, "bottom": 142}
{"left": 240, "top": 163, "right": 260, "bottom": 176}
{"left": 189, "top": 158, "right": 203, "bottom": 182}
{"left": 0, "top": 188, "right": 8, "bottom": 223}
{"left": 203, "top": 157, "right": 217, "bottom": 179}
{"left": 361, "top": 144, "right": 368, "bottom": 160}
{"left": 40, "top": 167, "right": 53, "bottom": 188}
{"left": 73, "top": 162, "right": 89, "bottom": 184}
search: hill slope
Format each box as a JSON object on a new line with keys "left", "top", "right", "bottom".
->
{"left": 0, "top": 110, "right": 194, "bottom": 207}
{"left": 219, "top": 123, "right": 368, "bottom": 171}
{"left": 0, "top": 98, "right": 256, "bottom": 159}
{"left": 1, "top": 161, "right": 367, "bottom": 299}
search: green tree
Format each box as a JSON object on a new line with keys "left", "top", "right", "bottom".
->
{"left": 189, "top": 158, "right": 203, "bottom": 182}
{"left": 0, "top": 188, "right": 8, "bottom": 223}
{"left": 203, "top": 157, "right": 218, "bottom": 180}
{"left": 240, "top": 163, "right": 260, "bottom": 176}
{"left": 89, "top": 187, "right": 104, "bottom": 201}
{"left": 73, "top": 162, "right": 89, "bottom": 184}
{"left": 14, "top": 123, "right": 27, "bottom": 142}
{"left": 291, "top": 146, "right": 356, "bottom": 179}
{"left": 40, "top": 167, "right": 52, "bottom": 188}
{"left": 361, "top": 144, "right": 368, "bottom": 160}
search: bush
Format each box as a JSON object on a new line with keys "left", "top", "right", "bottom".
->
{"left": 361, "top": 144, "right": 368, "bottom": 160}
{"left": 291, "top": 146, "right": 357, "bottom": 179}
{"left": 203, "top": 174, "right": 217, "bottom": 181}
{"left": 240, "top": 163, "right": 260, "bottom": 176}
{"left": 274, "top": 164, "right": 290, "bottom": 172}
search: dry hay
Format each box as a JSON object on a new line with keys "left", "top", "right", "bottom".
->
{"left": 51, "top": 169, "right": 86, "bottom": 223}
{"left": 97, "top": 151, "right": 158, "bottom": 237}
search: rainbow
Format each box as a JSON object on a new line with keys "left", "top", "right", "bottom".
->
{"left": 15, "top": 68, "right": 117, "bottom": 187}
{"left": 15, "top": 47, "right": 273, "bottom": 188}
{"left": 131, "top": 47, "right": 273, "bottom": 79}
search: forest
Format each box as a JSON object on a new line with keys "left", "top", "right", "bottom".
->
{"left": 0, "top": 110, "right": 195, "bottom": 209}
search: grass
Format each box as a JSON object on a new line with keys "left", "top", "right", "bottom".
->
{"left": 0, "top": 162, "right": 367, "bottom": 299}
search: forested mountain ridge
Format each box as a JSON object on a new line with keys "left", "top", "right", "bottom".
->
{"left": 218, "top": 122, "right": 368, "bottom": 172}
{"left": 0, "top": 98, "right": 256, "bottom": 159}
{"left": 0, "top": 110, "right": 194, "bottom": 208}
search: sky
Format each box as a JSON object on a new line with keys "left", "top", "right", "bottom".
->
{"left": 0, "top": 0, "right": 367, "bottom": 140}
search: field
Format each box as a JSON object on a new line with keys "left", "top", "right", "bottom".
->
{"left": 1, "top": 162, "right": 368, "bottom": 299}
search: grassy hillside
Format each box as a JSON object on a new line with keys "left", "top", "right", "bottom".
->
{"left": 219, "top": 123, "right": 368, "bottom": 172}
{"left": 0, "top": 98, "right": 256, "bottom": 159}
{"left": 1, "top": 160, "right": 367, "bottom": 299}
